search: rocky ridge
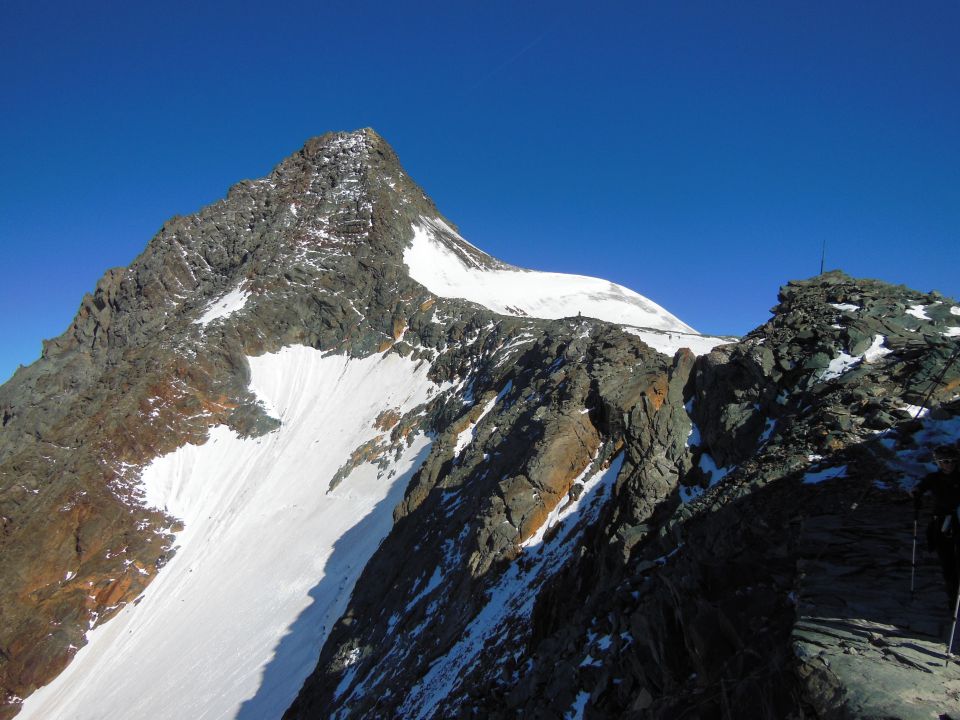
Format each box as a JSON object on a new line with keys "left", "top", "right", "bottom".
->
{"left": 0, "top": 130, "right": 957, "bottom": 719}
{"left": 288, "top": 272, "right": 960, "bottom": 719}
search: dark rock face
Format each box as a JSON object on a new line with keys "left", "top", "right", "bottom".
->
{"left": 2, "top": 129, "right": 959, "bottom": 719}
{"left": 287, "top": 273, "right": 960, "bottom": 719}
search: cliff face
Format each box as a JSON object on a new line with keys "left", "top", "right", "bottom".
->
{"left": 2, "top": 130, "right": 959, "bottom": 719}
{"left": 286, "top": 271, "right": 960, "bottom": 719}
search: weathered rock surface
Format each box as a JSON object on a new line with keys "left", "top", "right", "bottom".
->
{"left": 288, "top": 272, "right": 960, "bottom": 719}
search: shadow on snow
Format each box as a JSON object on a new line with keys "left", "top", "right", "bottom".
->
{"left": 235, "top": 444, "right": 431, "bottom": 720}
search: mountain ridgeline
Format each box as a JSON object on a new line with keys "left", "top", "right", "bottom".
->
{"left": 1, "top": 130, "right": 959, "bottom": 719}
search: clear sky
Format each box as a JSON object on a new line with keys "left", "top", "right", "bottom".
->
{"left": 2, "top": 1, "right": 958, "bottom": 383}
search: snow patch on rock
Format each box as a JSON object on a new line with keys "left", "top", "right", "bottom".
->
{"left": 194, "top": 283, "right": 251, "bottom": 326}
{"left": 453, "top": 381, "right": 512, "bottom": 457}
{"left": 803, "top": 465, "right": 848, "bottom": 485}
{"left": 821, "top": 335, "right": 891, "bottom": 381}
{"left": 622, "top": 326, "right": 732, "bottom": 356}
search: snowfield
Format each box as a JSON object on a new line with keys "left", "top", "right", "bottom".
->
{"left": 20, "top": 347, "right": 444, "bottom": 720}
{"left": 405, "top": 218, "right": 697, "bottom": 333}
{"left": 621, "top": 325, "right": 733, "bottom": 356}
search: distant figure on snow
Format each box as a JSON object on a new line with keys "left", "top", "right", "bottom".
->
{"left": 913, "top": 444, "right": 960, "bottom": 609}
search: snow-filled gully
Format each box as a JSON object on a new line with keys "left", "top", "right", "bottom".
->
{"left": 21, "top": 347, "right": 443, "bottom": 720}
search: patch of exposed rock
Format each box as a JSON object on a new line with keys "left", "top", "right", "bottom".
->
{"left": 287, "top": 272, "right": 960, "bottom": 719}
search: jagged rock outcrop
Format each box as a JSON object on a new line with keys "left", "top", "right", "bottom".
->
{"left": 288, "top": 272, "right": 960, "bottom": 719}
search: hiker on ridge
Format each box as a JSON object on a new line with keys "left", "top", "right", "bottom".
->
{"left": 913, "top": 444, "right": 960, "bottom": 609}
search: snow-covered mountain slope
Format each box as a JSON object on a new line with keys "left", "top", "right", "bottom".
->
{"left": 19, "top": 347, "right": 444, "bottom": 720}
{"left": 405, "top": 217, "right": 696, "bottom": 333}
{"left": 1, "top": 128, "right": 727, "bottom": 720}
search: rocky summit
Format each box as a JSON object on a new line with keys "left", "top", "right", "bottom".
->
{"left": 1, "top": 129, "right": 959, "bottom": 719}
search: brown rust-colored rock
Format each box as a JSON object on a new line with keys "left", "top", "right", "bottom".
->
{"left": 374, "top": 408, "right": 402, "bottom": 431}
{"left": 518, "top": 413, "right": 600, "bottom": 543}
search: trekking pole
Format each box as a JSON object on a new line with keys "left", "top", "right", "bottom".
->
{"left": 945, "top": 586, "right": 960, "bottom": 667}
{"left": 910, "top": 510, "right": 918, "bottom": 599}
{"left": 908, "top": 343, "right": 957, "bottom": 603}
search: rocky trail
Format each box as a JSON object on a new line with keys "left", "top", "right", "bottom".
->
{"left": 796, "top": 489, "right": 960, "bottom": 718}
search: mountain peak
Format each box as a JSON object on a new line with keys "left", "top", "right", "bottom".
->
{"left": 1, "top": 130, "right": 731, "bottom": 720}
{"left": 4, "top": 131, "right": 960, "bottom": 720}
{"left": 300, "top": 126, "right": 366, "bottom": 150}
{"left": 298, "top": 127, "right": 392, "bottom": 166}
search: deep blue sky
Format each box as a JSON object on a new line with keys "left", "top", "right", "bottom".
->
{"left": 2, "top": 1, "right": 958, "bottom": 382}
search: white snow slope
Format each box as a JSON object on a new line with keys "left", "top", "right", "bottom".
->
{"left": 20, "top": 346, "right": 444, "bottom": 720}
{"left": 405, "top": 218, "right": 697, "bottom": 334}
{"left": 622, "top": 325, "right": 733, "bottom": 357}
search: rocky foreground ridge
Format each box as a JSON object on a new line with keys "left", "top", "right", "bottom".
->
{"left": 287, "top": 272, "right": 960, "bottom": 719}
{"left": 1, "top": 129, "right": 959, "bottom": 718}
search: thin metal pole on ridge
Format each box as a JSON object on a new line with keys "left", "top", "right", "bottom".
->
{"left": 946, "top": 587, "right": 960, "bottom": 666}
{"left": 910, "top": 513, "right": 918, "bottom": 598}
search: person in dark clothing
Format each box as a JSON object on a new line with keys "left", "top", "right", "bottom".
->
{"left": 913, "top": 445, "right": 960, "bottom": 608}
